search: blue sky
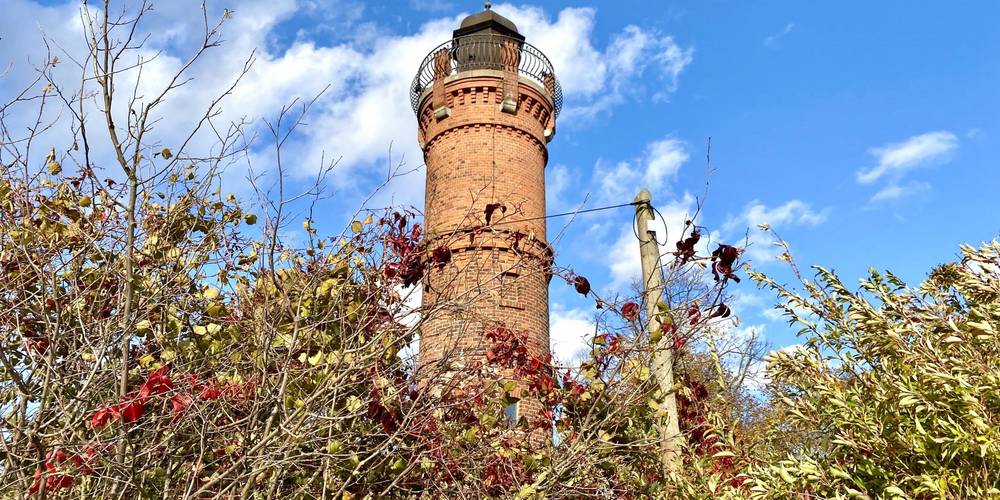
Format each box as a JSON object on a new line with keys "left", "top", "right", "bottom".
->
{"left": 4, "top": 0, "right": 998, "bottom": 363}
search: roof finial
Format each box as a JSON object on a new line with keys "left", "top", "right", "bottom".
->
{"left": 484, "top": 1, "right": 492, "bottom": 10}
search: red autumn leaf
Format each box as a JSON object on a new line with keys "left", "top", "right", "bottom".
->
{"left": 673, "top": 334, "right": 688, "bottom": 350}
{"left": 91, "top": 405, "right": 119, "bottom": 429}
{"left": 140, "top": 366, "right": 173, "bottom": 398}
{"left": 25, "top": 337, "right": 49, "bottom": 356}
{"left": 431, "top": 246, "right": 452, "bottom": 268}
{"left": 30, "top": 472, "right": 74, "bottom": 495}
{"left": 171, "top": 394, "right": 193, "bottom": 416}
{"left": 484, "top": 203, "right": 506, "bottom": 225}
{"left": 383, "top": 263, "right": 399, "bottom": 279}
{"left": 120, "top": 399, "right": 145, "bottom": 423}
{"left": 620, "top": 302, "right": 640, "bottom": 321}
{"left": 688, "top": 304, "right": 702, "bottom": 326}
{"left": 573, "top": 276, "right": 591, "bottom": 296}
{"left": 709, "top": 303, "right": 731, "bottom": 319}
{"left": 607, "top": 335, "right": 621, "bottom": 355}
{"left": 199, "top": 385, "right": 222, "bottom": 401}
{"left": 46, "top": 474, "right": 74, "bottom": 491}
{"left": 711, "top": 244, "right": 741, "bottom": 283}
{"left": 70, "top": 448, "right": 98, "bottom": 476}
{"left": 674, "top": 228, "right": 701, "bottom": 265}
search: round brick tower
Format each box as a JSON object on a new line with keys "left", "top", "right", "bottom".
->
{"left": 411, "top": 6, "right": 561, "bottom": 420}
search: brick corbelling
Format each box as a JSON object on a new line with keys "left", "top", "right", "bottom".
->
{"left": 424, "top": 122, "right": 548, "bottom": 162}
{"left": 416, "top": 72, "right": 555, "bottom": 128}
{"left": 416, "top": 75, "right": 555, "bottom": 153}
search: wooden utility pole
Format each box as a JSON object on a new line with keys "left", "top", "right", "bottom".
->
{"left": 634, "top": 188, "right": 682, "bottom": 471}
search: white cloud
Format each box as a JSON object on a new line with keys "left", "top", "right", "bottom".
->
{"left": 732, "top": 323, "right": 765, "bottom": 342}
{"left": 727, "top": 199, "right": 830, "bottom": 231}
{"left": 498, "top": 5, "right": 607, "bottom": 98}
{"left": 856, "top": 131, "right": 958, "bottom": 185}
{"left": 869, "top": 181, "right": 930, "bottom": 203}
{"left": 395, "top": 284, "right": 423, "bottom": 362}
{"left": 724, "top": 200, "right": 830, "bottom": 263}
{"left": 4, "top": 1, "right": 685, "bottom": 209}
{"left": 555, "top": 22, "right": 693, "bottom": 120}
{"left": 761, "top": 308, "right": 785, "bottom": 322}
{"left": 644, "top": 138, "right": 689, "bottom": 188}
{"left": 549, "top": 304, "right": 596, "bottom": 364}
{"left": 593, "top": 136, "right": 689, "bottom": 208}
{"left": 763, "top": 23, "right": 795, "bottom": 48}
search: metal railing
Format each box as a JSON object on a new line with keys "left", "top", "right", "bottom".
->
{"left": 410, "top": 34, "right": 563, "bottom": 117}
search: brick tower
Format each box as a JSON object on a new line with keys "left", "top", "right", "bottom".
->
{"left": 411, "top": 6, "right": 561, "bottom": 420}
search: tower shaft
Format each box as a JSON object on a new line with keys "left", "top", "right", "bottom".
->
{"left": 412, "top": 13, "right": 560, "bottom": 420}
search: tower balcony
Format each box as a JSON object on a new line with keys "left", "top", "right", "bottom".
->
{"left": 409, "top": 33, "right": 563, "bottom": 119}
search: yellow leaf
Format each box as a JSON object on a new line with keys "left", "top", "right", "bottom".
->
{"left": 78, "top": 196, "right": 91, "bottom": 207}
{"left": 351, "top": 220, "right": 363, "bottom": 234}
{"left": 345, "top": 395, "right": 362, "bottom": 412}
{"left": 205, "top": 303, "right": 225, "bottom": 317}
{"left": 47, "top": 161, "right": 62, "bottom": 175}
{"left": 307, "top": 351, "right": 324, "bottom": 366}
{"left": 160, "top": 148, "right": 172, "bottom": 160}
{"left": 326, "top": 440, "right": 343, "bottom": 454}
{"left": 650, "top": 328, "right": 663, "bottom": 344}
{"left": 244, "top": 213, "right": 257, "bottom": 225}
{"left": 829, "top": 466, "right": 852, "bottom": 481}
{"left": 138, "top": 354, "right": 155, "bottom": 367}
{"left": 778, "top": 465, "right": 795, "bottom": 484}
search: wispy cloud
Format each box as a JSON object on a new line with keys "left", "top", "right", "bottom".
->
{"left": 857, "top": 131, "right": 957, "bottom": 204}
{"left": 561, "top": 24, "right": 693, "bottom": 120}
{"left": 869, "top": 181, "right": 931, "bottom": 203}
{"left": 857, "top": 131, "right": 958, "bottom": 185}
{"left": 592, "top": 136, "right": 689, "bottom": 207}
{"left": 723, "top": 200, "right": 830, "bottom": 263}
{"left": 763, "top": 23, "right": 795, "bottom": 48}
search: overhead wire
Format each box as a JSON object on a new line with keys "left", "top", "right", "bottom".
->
{"left": 493, "top": 200, "right": 641, "bottom": 226}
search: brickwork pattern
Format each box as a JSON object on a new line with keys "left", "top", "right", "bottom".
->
{"left": 417, "top": 72, "right": 556, "bottom": 419}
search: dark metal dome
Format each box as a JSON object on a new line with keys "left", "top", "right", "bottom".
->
{"left": 454, "top": 8, "right": 523, "bottom": 40}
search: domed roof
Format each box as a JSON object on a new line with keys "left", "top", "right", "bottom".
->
{"left": 459, "top": 9, "right": 518, "bottom": 33}
{"left": 453, "top": 7, "right": 524, "bottom": 41}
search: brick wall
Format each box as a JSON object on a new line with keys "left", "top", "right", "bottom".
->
{"left": 416, "top": 71, "right": 556, "bottom": 419}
